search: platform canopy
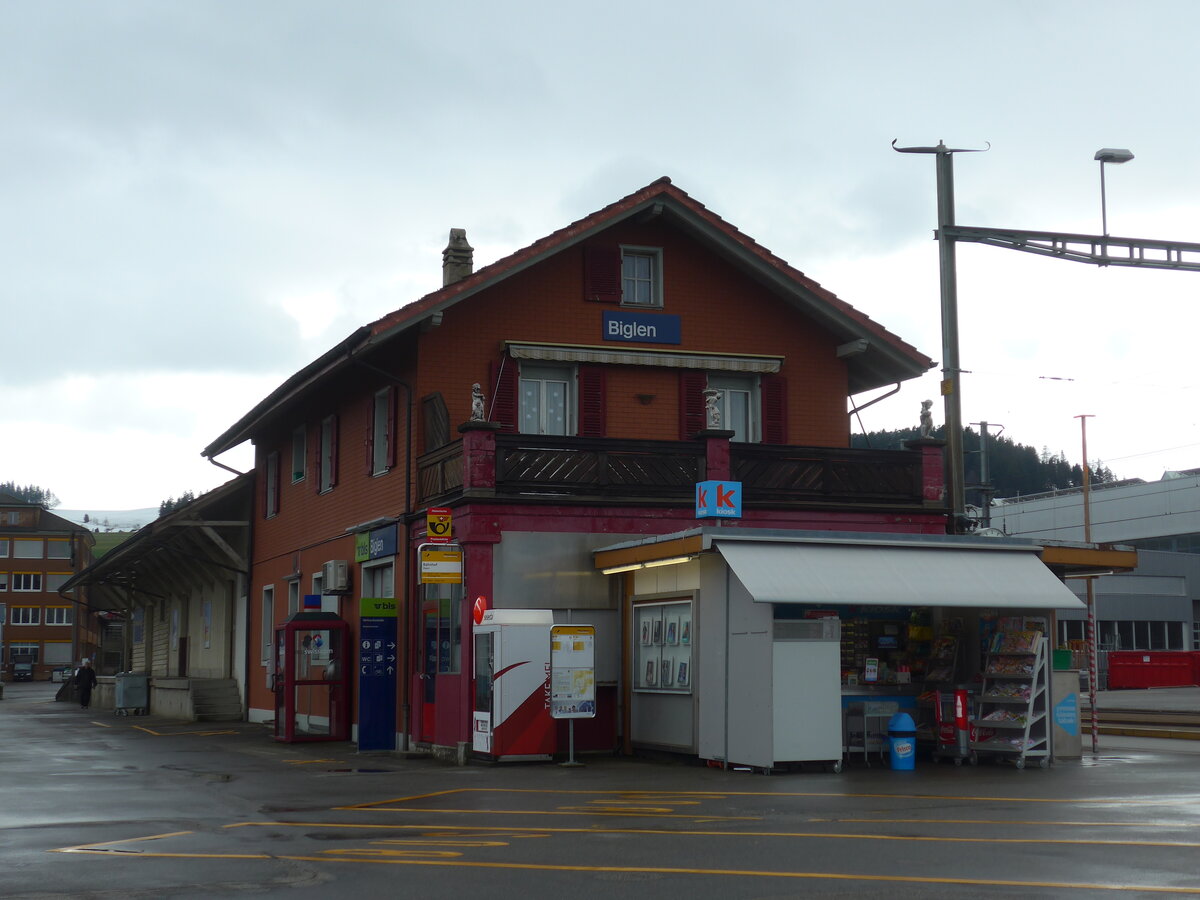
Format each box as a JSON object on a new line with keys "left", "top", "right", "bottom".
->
{"left": 715, "top": 539, "right": 1084, "bottom": 610}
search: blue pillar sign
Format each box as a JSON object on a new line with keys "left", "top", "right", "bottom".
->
{"left": 358, "top": 597, "right": 398, "bottom": 751}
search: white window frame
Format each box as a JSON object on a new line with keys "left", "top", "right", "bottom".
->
{"left": 13, "top": 539, "right": 43, "bottom": 559}
{"left": 7, "top": 642, "right": 38, "bottom": 663}
{"left": 47, "top": 539, "right": 71, "bottom": 559}
{"left": 261, "top": 585, "right": 275, "bottom": 665}
{"left": 372, "top": 388, "right": 391, "bottom": 475}
{"left": 319, "top": 416, "right": 337, "bottom": 492}
{"left": 287, "top": 578, "right": 300, "bottom": 615}
{"left": 519, "top": 363, "right": 575, "bottom": 436}
{"left": 291, "top": 425, "right": 307, "bottom": 483}
{"left": 0, "top": 572, "right": 8, "bottom": 591}
{"left": 265, "top": 451, "right": 280, "bottom": 518}
{"left": 620, "top": 246, "right": 663, "bottom": 308}
{"left": 12, "top": 573, "right": 42, "bottom": 592}
{"left": 45, "top": 606, "right": 73, "bottom": 626}
{"left": 708, "top": 374, "right": 761, "bottom": 443}
{"left": 361, "top": 560, "right": 395, "bottom": 599}
{"left": 11, "top": 606, "right": 39, "bottom": 625}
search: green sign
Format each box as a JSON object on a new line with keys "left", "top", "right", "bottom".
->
{"left": 355, "top": 532, "right": 371, "bottom": 562}
{"left": 359, "top": 597, "right": 397, "bottom": 618}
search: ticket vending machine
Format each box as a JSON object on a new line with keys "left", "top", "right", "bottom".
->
{"left": 273, "top": 608, "right": 350, "bottom": 743}
{"left": 472, "top": 609, "right": 555, "bottom": 761}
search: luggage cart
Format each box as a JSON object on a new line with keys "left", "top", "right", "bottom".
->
{"left": 932, "top": 687, "right": 977, "bottom": 765}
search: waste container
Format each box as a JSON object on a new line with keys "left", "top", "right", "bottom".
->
{"left": 114, "top": 672, "right": 149, "bottom": 715}
{"left": 888, "top": 712, "right": 917, "bottom": 771}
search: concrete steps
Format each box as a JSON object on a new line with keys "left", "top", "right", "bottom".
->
{"left": 1082, "top": 709, "right": 1200, "bottom": 740}
{"left": 189, "top": 679, "right": 243, "bottom": 722}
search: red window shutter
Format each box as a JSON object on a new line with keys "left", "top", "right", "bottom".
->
{"left": 365, "top": 396, "right": 375, "bottom": 475}
{"left": 313, "top": 424, "right": 322, "bottom": 494}
{"left": 386, "top": 387, "right": 396, "bottom": 469}
{"left": 578, "top": 365, "right": 606, "bottom": 437}
{"left": 761, "top": 374, "right": 788, "bottom": 444}
{"left": 679, "top": 370, "right": 707, "bottom": 439}
{"left": 583, "top": 245, "right": 621, "bottom": 303}
{"left": 489, "top": 357, "right": 518, "bottom": 431}
{"left": 329, "top": 414, "right": 339, "bottom": 488}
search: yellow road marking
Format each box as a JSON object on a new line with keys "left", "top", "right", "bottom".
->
{"left": 284, "top": 758, "right": 341, "bottom": 765}
{"left": 131, "top": 726, "right": 238, "bottom": 737}
{"left": 216, "top": 820, "right": 1200, "bottom": 848}
{"left": 276, "top": 854, "right": 1200, "bottom": 893}
{"left": 341, "top": 786, "right": 1196, "bottom": 809}
{"left": 815, "top": 816, "right": 1200, "bottom": 828}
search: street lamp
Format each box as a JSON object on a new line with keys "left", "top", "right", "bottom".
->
{"left": 1094, "top": 148, "right": 1134, "bottom": 237}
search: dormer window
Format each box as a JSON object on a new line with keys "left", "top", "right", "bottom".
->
{"left": 621, "top": 247, "right": 662, "bottom": 308}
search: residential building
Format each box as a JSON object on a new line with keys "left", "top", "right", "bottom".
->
{"left": 203, "top": 176, "right": 954, "bottom": 756}
{"left": 0, "top": 491, "right": 96, "bottom": 679}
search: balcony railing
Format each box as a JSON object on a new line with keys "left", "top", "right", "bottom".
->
{"left": 733, "top": 444, "right": 922, "bottom": 504}
{"left": 496, "top": 435, "right": 702, "bottom": 500}
{"left": 418, "top": 433, "right": 930, "bottom": 509}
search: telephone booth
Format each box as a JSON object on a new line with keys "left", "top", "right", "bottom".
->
{"left": 273, "top": 609, "right": 350, "bottom": 743}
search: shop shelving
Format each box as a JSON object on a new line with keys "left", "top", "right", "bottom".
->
{"left": 971, "top": 631, "right": 1050, "bottom": 769}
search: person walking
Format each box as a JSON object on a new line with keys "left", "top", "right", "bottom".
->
{"left": 73, "top": 659, "right": 98, "bottom": 709}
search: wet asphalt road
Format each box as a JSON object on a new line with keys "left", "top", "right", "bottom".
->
{"left": 3, "top": 680, "right": 1200, "bottom": 899}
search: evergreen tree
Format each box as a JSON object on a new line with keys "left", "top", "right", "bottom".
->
{"left": 0, "top": 482, "right": 60, "bottom": 508}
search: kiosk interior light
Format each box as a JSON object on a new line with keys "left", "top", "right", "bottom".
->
{"left": 601, "top": 555, "right": 698, "bottom": 575}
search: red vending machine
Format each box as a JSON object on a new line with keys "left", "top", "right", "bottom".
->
{"left": 472, "top": 609, "right": 555, "bottom": 761}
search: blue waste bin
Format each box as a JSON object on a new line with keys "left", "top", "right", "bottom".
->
{"left": 888, "top": 712, "right": 917, "bottom": 771}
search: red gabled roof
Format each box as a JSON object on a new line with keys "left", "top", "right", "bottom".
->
{"left": 365, "top": 177, "right": 932, "bottom": 375}
{"left": 205, "top": 176, "right": 932, "bottom": 457}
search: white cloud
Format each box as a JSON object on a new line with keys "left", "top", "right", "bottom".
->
{"left": 5, "top": 0, "right": 1200, "bottom": 506}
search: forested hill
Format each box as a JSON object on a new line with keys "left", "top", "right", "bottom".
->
{"left": 849, "top": 427, "right": 1118, "bottom": 502}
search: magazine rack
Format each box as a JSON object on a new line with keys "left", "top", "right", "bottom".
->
{"left": 971, "top": 631, "right": 1051, "bottom": 769}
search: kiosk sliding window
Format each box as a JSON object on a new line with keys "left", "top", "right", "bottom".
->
{"left": 634, "top": 600, "right": 692, "bottom": 693}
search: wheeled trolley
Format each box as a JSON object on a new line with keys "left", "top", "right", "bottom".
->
{"left": 114, "top": 672, "right": 149, "bottom": 716}
{"left": 933, "top": 687, "right": 977, "bottom": 766}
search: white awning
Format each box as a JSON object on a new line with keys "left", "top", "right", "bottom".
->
{"left": 715, "top": 540, "right": 1084, "bottom": 610}
{"left": 506, "top": 341, "right": 783, "bottom": 373}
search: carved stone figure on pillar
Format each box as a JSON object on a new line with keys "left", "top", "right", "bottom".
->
{"left": 919, "top": 399, "right": 934, "bottom": 438}
{"left": 703, "top": 388, "right": 722, "bottom": 429}
{"left": 471, "top": 383, "right": 486, "bottom": 422}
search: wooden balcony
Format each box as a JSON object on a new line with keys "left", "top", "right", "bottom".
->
{"left": 418, "top": 432, "right": 935, "bottom": 510}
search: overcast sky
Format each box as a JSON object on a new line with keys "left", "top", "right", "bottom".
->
{"left": 6, "top": 1, "right": 1200, "bottom": 510}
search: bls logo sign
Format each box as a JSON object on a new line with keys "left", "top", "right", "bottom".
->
{"left": 695, "top": 480, "right": 742, "bottom": 519}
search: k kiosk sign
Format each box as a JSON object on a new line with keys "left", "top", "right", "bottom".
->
{"left": 695, "top": 480, "right": 742, "bottom": 518}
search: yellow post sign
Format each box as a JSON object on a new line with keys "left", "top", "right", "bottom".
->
{"left": 427, "top": 507, "right": 453, "bottom": 543}
{"left": 420, "top": 547, "right": 462, "bottom": 584}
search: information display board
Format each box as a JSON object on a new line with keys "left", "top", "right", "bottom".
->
{"left": 550, "top": 625, "right": 596, "bottom": 719}
{"left": 358, "top": 597, "right": 397, "bottom": 751}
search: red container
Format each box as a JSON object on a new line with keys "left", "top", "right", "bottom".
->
{"left": 1107, "top": 651, "right": 1196, "bottom": 690}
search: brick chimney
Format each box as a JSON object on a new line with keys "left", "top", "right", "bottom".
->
{"left": 442, "top": 228, "right": 474, "bottom": 286}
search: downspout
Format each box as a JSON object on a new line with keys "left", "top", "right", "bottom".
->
{"left": 847, "top": 383, "right": 902, "bottom": 448}
{"left": 349, "top": 355, "right": 415, "bottom": 751}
